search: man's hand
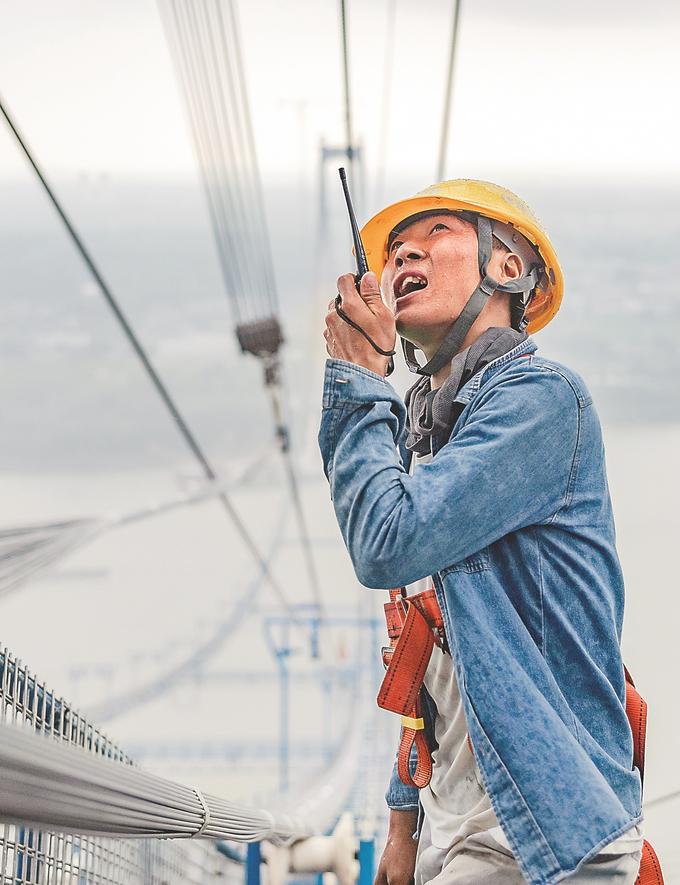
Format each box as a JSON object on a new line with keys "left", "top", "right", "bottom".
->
{"left": 374, "top": 810, "right": 419, "bottom": 885}
{"left": 324, "top": 271, "right": 397, "bottom": 377}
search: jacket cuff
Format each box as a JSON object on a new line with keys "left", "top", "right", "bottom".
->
{"left": 385, "top": 757, "right": 420, "bottom": 811}
{"left": 322, "top": 359, "right": 395, "bottom": 409}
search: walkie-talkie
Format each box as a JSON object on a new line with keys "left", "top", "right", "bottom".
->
{"left": 336, "top": 168, "right": 395, "bottom": 374}
{"left": 339, "top": 167, "right": 369, "bottom": 288}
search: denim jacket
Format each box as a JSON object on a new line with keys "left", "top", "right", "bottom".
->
{"left": 318, "top": 338, "right": 642, "bottom": 885}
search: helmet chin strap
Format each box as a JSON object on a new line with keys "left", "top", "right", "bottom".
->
{"left": 401, "top": 216, "right": 540, "bottom": 376}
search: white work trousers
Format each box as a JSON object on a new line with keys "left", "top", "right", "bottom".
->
{"left": 415, "top": 818, "right": 641, "bottom": 885}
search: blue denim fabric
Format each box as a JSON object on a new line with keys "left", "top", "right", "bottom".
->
{"left": 318, "top": 338, "right": 642, "bottom": 885}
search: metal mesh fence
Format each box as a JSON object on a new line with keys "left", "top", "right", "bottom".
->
{"left": 0, "top": 645, "right": 239, "bottom": 884}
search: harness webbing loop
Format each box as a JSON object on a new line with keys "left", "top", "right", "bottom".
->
{"left": 624, "top": 667, "right": 647, "bottom": 787}
{"left": 378, "top": 597, "right": 434, "bottom": 715}
{"left": 636, "top": 842, "right": 665, "bottom": 885}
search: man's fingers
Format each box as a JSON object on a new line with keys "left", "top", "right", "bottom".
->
{"left": 373, "top": 865, "right": 388, "bottom": 885}
{"left": 359, "top": 271, "right": 383, "bottom": 310}
{"left": 336, "top": 272, "right": 360, "bottom": 302}
{"left": 330, "top": 269, "right": 396, "bottom": 373}
{"left": 337, "top": 271, "right": 383, "bottom": 313}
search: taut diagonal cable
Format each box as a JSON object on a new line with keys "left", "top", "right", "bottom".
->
{"left": 0, "top": 93, "right": 298, "bottom": 622}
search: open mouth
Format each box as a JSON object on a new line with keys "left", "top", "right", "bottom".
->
{"left": 396, "top": 274, "right": 428, "bottom": 299}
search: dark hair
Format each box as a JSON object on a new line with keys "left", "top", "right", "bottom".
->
{"left": 492, "top": 235, "right": 510, "bottom": 254}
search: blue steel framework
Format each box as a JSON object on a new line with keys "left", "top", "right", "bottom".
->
{"left": 262, "top": 609, "right": 381, "bottom": 794}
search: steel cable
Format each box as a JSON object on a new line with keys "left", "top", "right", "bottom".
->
{"left": 89, "top": 487, "right": 293, "bottom": 722}
{"left": 159, "top": 0, "right": 324, "bottom": 619}
{"left": 184, "top": 0, "right": 258, "bottom": 318}
{"left": 0, "top": 720, "right": 313, "bottom": 843}
{"left": 168, "top": 0, "right": 247, "bottom": 313}
{"left": 160, "top": 0, "right": 278, "bottom": 326}
{"left": 0, "top": 93, "right": 299, "bottom": 621}
{"left": 0, "top": 443, "right": 276, "bottom": 601}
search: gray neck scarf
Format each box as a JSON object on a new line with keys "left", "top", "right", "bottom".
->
{"left": 404, "top": 327, "right": 528, "bottom": 454}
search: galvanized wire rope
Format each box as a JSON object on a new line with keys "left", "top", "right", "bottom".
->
{"left": 173, "top": 0, "right": 260, "bottom": 320}
{"left": 0, "top": 444, "right": 277, "bottom": 601}
{"left": 267, "top": 384, "right": 324, "bottom": 620}
{"left": 160, "top": 0, "right": 324, "bottom": 620}
{"left": 0, "top": 625, "right": 381, "bottom": 846}
{"left": 0, "top": 518, "right": 102, "bottom": 600}
{"left": 0, "top": 720, "right": 313, "bottom": 843}
{"left": 217, "top": 0, "right": 279, "bottom": 310}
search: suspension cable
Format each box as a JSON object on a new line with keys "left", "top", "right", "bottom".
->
{"left": 159, "top": 0, "right": 323, "bottom": 619}
{"left": 267, "top": 384, "right": 324, "bottom": 619}
{"left": 436, "top": 0, "right": 462, "bottom": 182}
{"left": 0, "top": 93, "right": 295, "bottom": 618}
{"left": 161, "top": 0, "right": 278, "bottom": 326}
{"left": 90, "top": 488, "right": 293, "bottom": 722}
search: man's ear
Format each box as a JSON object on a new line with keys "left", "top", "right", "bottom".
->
{"left": 500, "top": 252, "right": 523, "bottom": 282}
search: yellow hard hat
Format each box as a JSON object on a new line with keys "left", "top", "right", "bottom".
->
{"left": 360, "top": 179, "right": 563, "bottom": 334}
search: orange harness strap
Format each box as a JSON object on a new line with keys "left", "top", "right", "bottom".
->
{"left": 636, "top": 841, "right": 664, "bottom": 885}
{"left": 625, "top": 669, "right": 662, "bottom": 884}
{"left": 378, "top": 589, "right": 664, "bottom": 883}
{"left": 378, "top": 589, "right": 435, "bottom": 788}
{"left": 625, "top": 666, "right": 647, "bottom": 788}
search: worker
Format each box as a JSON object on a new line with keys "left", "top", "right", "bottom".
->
{"left": 319, "top": 180, "right": 643, "bottom": 885}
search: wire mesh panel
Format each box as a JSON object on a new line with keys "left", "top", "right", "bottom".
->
{"left": 0, "top": 826, "right": 142, "bottom": 885}
{"left": 0, "top": 646, "right": 235, "bottom": 885}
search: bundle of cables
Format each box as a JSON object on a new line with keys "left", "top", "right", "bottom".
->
{"left": 0, "top": 721, "right": 312, "bottom": 843}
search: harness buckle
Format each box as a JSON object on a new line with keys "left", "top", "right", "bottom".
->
{"left": 401, "top": 716, "right": 425, "bottom": 731}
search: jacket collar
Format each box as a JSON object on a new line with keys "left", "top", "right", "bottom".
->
{"left": 454, "top": 337, "right": 537, "bottom": 406}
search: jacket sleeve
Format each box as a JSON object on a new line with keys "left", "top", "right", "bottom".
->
{"left": 318, "top": 357, "right": 580, "bottom": 589}
{"left": 385, "top": 747, "right": 420, "bottom": 811}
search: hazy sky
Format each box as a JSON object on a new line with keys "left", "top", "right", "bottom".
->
{"left": 0, "top": 0, "right": 679, "bottom": 192}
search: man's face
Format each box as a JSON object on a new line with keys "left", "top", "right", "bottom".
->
{"left": 381, "top": 213, "right": 481, "bottom": 353}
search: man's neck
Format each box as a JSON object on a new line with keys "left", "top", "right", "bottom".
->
{"left": 425, "top": 318, "right": 513, "bottom": 391}
{"left": 430, "top": 364, "right": 451, "bottom": 391}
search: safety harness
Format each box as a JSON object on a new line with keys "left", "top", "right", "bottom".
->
{"left": 377, "top": 585, "right": 664, "bottom": 884}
